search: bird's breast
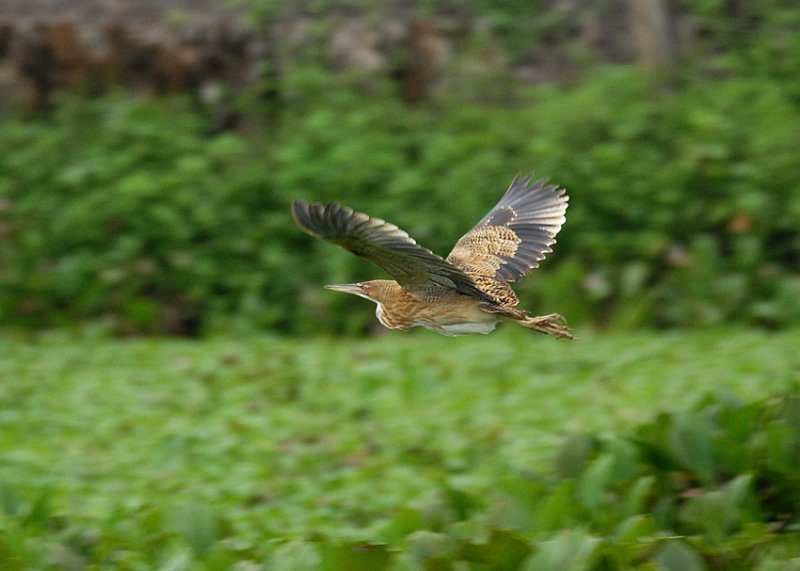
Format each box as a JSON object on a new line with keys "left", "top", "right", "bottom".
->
{"left": 375, "top": 304, "right": 413, "bottom": 330}
{"left": 376, "top": 294, "right": 498, "bottom": 336}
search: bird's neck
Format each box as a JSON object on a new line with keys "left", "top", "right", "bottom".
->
{"left": 369, "top": 282, "right": 418, "bottom": 330}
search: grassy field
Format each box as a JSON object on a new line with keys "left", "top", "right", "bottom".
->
{"left": 1, "top": 328, "right": 799, "bottom": 569}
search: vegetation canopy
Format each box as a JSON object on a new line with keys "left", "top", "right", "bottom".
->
{"left": 0, "top": 330, "right": 798, "bottom": 568}
{"left": 0, "top": 3, "right": 799, "bottom": 335}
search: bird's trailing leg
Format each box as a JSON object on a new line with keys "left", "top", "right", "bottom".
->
{"left": 517, "top": 313, "right": 574, "bottom": 340}
{"left": 485, "top": 304, "right": 575, "bottom": 340}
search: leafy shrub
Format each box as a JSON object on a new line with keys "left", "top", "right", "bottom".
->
{"left": 2, "top": 385, "right": 798, "bottom": 568}
{"left": 0, "top": 97, "right": 285, "bottom": 334}
{"left": 1, "top": 60, "right": 799, "bottom": 334}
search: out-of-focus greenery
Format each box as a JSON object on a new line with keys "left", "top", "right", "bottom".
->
{"left": 1, "top": 329, "right": 798, "bottom": 568}
{"left": 2, "top": 67, "right": 799, "bottom": 334}
{"left": 1, "top": 3, "right": 800, "bottom": 335}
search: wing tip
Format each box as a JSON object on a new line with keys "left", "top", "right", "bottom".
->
{"left": 506, "top": 172, "right": 569, "bottom": 205}
{"left": 291, "top": 199, "right": 311, "bottom": 231}
{"left": 292, "top": 199, "right": 344, "bottom": 237}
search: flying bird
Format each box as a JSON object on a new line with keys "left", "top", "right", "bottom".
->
{"left": 292, "top": 174, "right": 573, "bottom": 339}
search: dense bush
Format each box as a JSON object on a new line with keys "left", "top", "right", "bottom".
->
{"left": 366, "top": 388, "right": 800, "bottom": 570}
{"left": 1, "top": 61, "right": 799, "bottom": 334}
{"left": 362, "top": 389, "right": 800, "bottom": 570}
{"left": 2, "top": 366, "right": 798, "bottom": 568}
{"left": 0, "top": 97, "right": 283, "bottom": 334}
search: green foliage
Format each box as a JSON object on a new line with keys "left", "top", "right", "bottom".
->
{"left": 2, "top": 6, "right": 800, "bottom": 334}
{"left": 0, "top": 329, "right": 799, "bottom": 568}
{"left": 0, "top": 96, "right": 289, "bottom": 334}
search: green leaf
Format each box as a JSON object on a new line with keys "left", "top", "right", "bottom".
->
{"left": 319, "top": 541, "right": 392, "bottom": 571}
{"left": 613, "top": 515, "right": 658, "bottom": 544}
{"left": 458, "top": 528, "right": 533, "bottom": 570}
{"left": 533, "top": 480, "right": 578, "bottom": 532}
{"left": 554, "top": 434, "right": 596, "bottom": 479}
{"left": 666, "top": 412, "right": 715, "bottom": 485}
{"left": 381, "top": 507, "right": 427, "bottom": 543}
{"left": 268, "top": 541, "right": 321, "bottom": 569}
{"left": 406, "top": 531, "right": 459, "bottom": 569}
{"left": 652, "top": 539, "right": 707, "bottom": 571}
{"left": 765, "top": 394, "right": 800, "bottom": 473}
{"left": 626, "top": 475, "right": 656, "bottom": 516}
{"left": 678, "top": 474, "right": 755, "bottom": 544}
{"left": 167, "top": 502, "right": 218, "bottom": 557}
{"left": 0, "top": 481, "right": 19, "bottom": 517}
{"left": 576, "top": 452, "right": 615, "bottom": 512}
{"left": 604, "top": 515, "right": 659, "bottom": 568}
{"left": 25, "top": 491, "right": 52, "bottom": 531}
{"left": 522, "top": 530, "right": 601, "bottom": 571}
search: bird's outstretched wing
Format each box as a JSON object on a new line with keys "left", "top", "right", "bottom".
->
{"left": 292, "top": 200, "right": 493, "bottom": 301}
{"left": 446, "top": 174, "right": 568, "bottom": 305}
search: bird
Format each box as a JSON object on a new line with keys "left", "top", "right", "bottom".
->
{"left": 291, "top": 174, "right": 573, "bottom": 339}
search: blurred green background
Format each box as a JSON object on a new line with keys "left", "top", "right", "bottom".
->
{"left": 1, "top": 1, "right": 800, "bottom": 569}
{"left": 1, "top": 0, "right": 798, "bottom": 337}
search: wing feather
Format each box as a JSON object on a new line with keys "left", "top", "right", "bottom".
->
{"left": 292, "top": 200, "right": 492, "bottom": 301}
{"left": 446, "top": 174, "right": 568, "bottom": 304}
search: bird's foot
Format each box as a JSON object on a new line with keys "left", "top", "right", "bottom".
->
{"left": 521, "top": 313, "right": 575, "bottom": 340}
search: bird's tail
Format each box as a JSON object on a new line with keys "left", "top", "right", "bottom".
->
{"left": 515, "top": 313, "right": 575, "bottom": 340}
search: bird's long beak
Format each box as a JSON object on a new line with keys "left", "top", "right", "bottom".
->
{"left": 324, "top": 283, "right": 368, "bottom": 299}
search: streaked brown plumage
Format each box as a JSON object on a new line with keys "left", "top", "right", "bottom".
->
{"left": 292, "top": 174, "right": 573, "bottom": 339}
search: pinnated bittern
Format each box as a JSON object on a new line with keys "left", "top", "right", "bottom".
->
{"left": 292, "top": 174, "right": 573, "bottom": 339}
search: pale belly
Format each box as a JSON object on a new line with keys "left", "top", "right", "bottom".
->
{"left": 376, "top": 303, "right": 499, "bottom": 336}
{"left": 432, "top": 321, "right": 498, "bottom": 336}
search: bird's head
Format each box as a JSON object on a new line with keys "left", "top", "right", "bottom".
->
{"left": 324, "top": 280, "right": 395, "bottom": 303}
